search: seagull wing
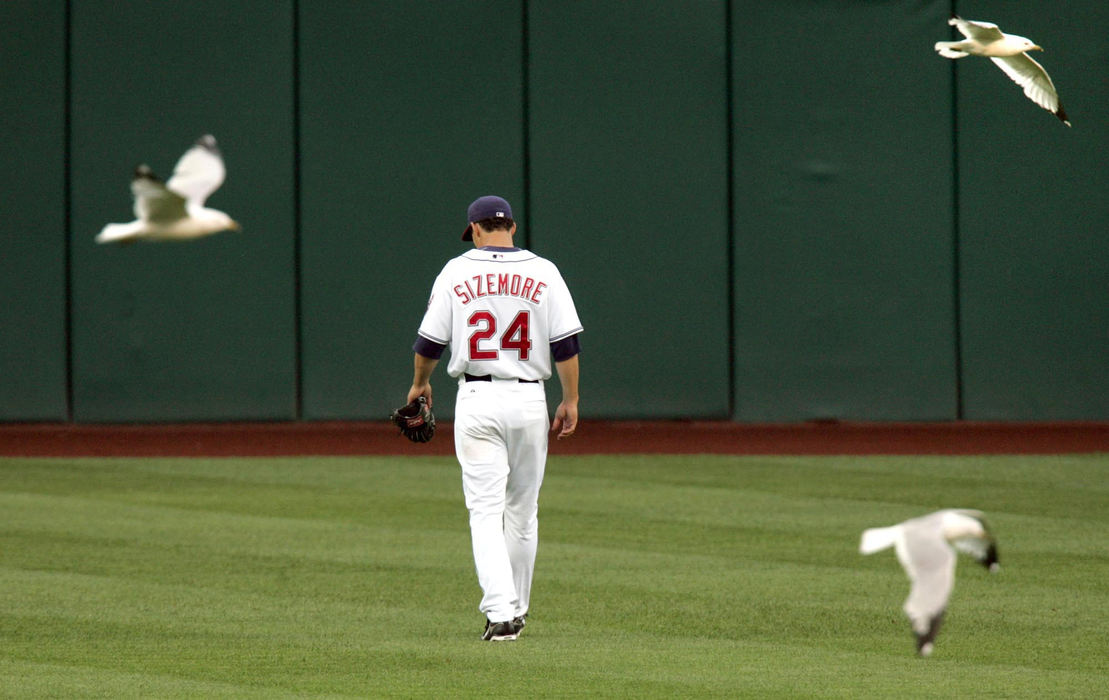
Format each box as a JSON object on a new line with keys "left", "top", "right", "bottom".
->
{"left": 132, "top": 166, "right": 187, "bottom": 224}
{"left": 945, "top": 509, "right": 1000, "bottom": 568}
{"left": 951, "top": 535, "right": 990, "bottom": 561}
{"left": 951, "top": 17, "right": 1005, "bottom": 43}
{"left": 897, "top": 517, "right": 956, "bottom": 633}
{"left": 990, "top": 54, "right": 1070, "bottom": 124}
{"left": 165, "top": 134, "right": 226, "bottom": 205}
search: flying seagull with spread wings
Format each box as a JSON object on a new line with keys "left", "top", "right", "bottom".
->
{"left": 935, "top": 15, "right": 1070, "bottom": 126}
{"left": 860, "top": 509, "right": 1000, "bottom": 657}
{"left": 96, "top": 135, "right": 240, "bottom": 244}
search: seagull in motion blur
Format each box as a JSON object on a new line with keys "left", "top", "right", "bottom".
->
{"left": 935, "top": 15, "right": 1070, "bottom": 126}
{"left": 860, "top": 508, "right": 1000, "bottom": 657}
{"left": 96, "top": 134, "right": 240, "bottom": 244}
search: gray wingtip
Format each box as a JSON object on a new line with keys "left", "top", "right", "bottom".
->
{"left": 914, "top": 611, "right": 945, "bottom": 656}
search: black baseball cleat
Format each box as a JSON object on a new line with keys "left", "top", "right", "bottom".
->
{"left": 511, "top": 615, "right": 527, "bottom": 637}
{"left": 481, "top": 620, "right": 518, "bottom": 641}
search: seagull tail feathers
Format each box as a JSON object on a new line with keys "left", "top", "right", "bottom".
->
{"left": 859, "top": 526, "right": 899, "bottom": 555}
{"left": 95, "top": 223, "right": 140, "bottom": 244}
{"left": 934, "top": 42, "right": 968, "bottom": 59}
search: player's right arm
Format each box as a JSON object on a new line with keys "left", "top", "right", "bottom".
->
{"left": 410, "top": 267, "right": 452, "bottom": 408}
{"left": 408, "top": 352, "right": 439, "bottom": 407}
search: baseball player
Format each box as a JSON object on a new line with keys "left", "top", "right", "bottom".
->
{"left": 406, "top": 195, "right": 582, "bottom": 641}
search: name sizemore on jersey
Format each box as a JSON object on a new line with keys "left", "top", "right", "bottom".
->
{"left": 453, "top": 273, "right": 548, "bottom": 305}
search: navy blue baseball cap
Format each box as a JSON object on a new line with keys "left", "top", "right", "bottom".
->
{"left": 462, "top": 195, "right": 513, "bottom": 241}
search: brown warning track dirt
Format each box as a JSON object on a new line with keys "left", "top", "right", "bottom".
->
{"left": 0, "top": 421, "right": 1106, "bottom": 457}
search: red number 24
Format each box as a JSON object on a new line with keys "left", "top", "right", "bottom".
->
{"left": 468, "top": 311, "right": 531, "bottom": 361}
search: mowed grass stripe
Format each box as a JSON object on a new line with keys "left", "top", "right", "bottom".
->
{"left": 1, "top": 454, "right": 1106, "bottom": 697}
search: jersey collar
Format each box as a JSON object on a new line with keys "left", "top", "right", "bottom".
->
{"left": 462, "top": 247, "right": 536, "bottom": 262}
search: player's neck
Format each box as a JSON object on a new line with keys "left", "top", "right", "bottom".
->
{"left": 475, "top": 232, "right": 515, "bottom": 248}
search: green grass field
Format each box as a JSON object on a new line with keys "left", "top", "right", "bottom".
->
{"left": 1, "top": 453, "right": 1106, "bottom": 698}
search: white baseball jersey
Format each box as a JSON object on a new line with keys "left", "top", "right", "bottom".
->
{"left": 417, "top": 247, "right": 582, "bottom": 380}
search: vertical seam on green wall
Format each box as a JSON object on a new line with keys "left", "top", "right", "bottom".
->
{"left": 64, "top": 0, "right": 74, "bottom": 422}
{"left": 521, "top": 0, "right": 531, "bottom": 250}
{"left": 952, "top": 59, "right": 964, "bottom": 419}
{"left": 725, "top": 0, "right": 736, "bottom": 419}
{"left": 950, "top": 0, "right": 964, "bottom": 419}
{"left": 292, "top": 0, "right": 304, "bottom": 419}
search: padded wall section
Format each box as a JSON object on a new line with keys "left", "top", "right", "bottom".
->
{"left": 69, "top": 1, "right": 296, "bottom": 421}
{"left": 4, "top": 1, "right": 1107, "bottom": 425}
{"left": 0, "top": 3, "right": 68, "bottom": 420}
{"left": 299, "top": 1, "right": 525, "bottom": 420}
{"left": 528, "top": 2, "right": 731, "bottom": 418}
{"left": 730, "top": 0, "right": 958, "bottom": 421}
{"left": 956, "top": 2, "right": 1109, "bottom": 419}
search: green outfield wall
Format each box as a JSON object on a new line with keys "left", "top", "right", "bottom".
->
{"left": 66, "top": 1, "right": 297, "bottom": 422}
{"left": 954, "top": 2, "right": 1109, "bottom": 420}
{"left": 0, "top": 3, "right": 68, "bottom": 420}
{"left": 1, "top": 0, "right": 1105, "bottom": 423}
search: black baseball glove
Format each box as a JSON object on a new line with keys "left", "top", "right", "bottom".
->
{"left": 390, "top": 396, "right": 436, "bottom": 443}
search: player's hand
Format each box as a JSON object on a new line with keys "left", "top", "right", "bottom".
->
{"left": 407, "top": 383, "right": 432, "bottom": 409}
{"left": 551, "top": 401, "right": 578, "bottom": 440}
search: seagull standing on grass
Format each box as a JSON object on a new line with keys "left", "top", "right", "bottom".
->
{"left": 860, "top": 509, "right": 1000, "bottom": 657}
{"left": 935, "top": 15, "right": 1070, "bottom": 126}
{"left": 95, "top": 134, "right": 240, "bottom": 244}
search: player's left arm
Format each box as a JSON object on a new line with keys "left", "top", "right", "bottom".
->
{"left": 552, "top": 353, "right": 579, "bottom": 439}
{"left": 546, "top": 263, "right": 582, "bottom": 439}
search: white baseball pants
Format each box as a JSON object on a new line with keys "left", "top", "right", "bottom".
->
{"left": 454, "top": 378, "right": 549, "bottom": 623}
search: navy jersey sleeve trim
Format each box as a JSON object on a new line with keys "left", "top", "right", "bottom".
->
{"left": 413, "top": 336, "right": 447, "bottom": 360}
{"left": 550, "top": 333, "right": 581, "bottom": 362}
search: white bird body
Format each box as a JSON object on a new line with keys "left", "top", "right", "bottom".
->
{"left": 95, "top": 135, "right": 240, "bottom": 244}
{"left": 935, "top": 16, "right": 1070, "bottom": 126}
{"left": 96, "top": 205, "right": 236, "bottom": 243}
{"left": 860, "top": 509, "right": 999, "bottom": 657}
